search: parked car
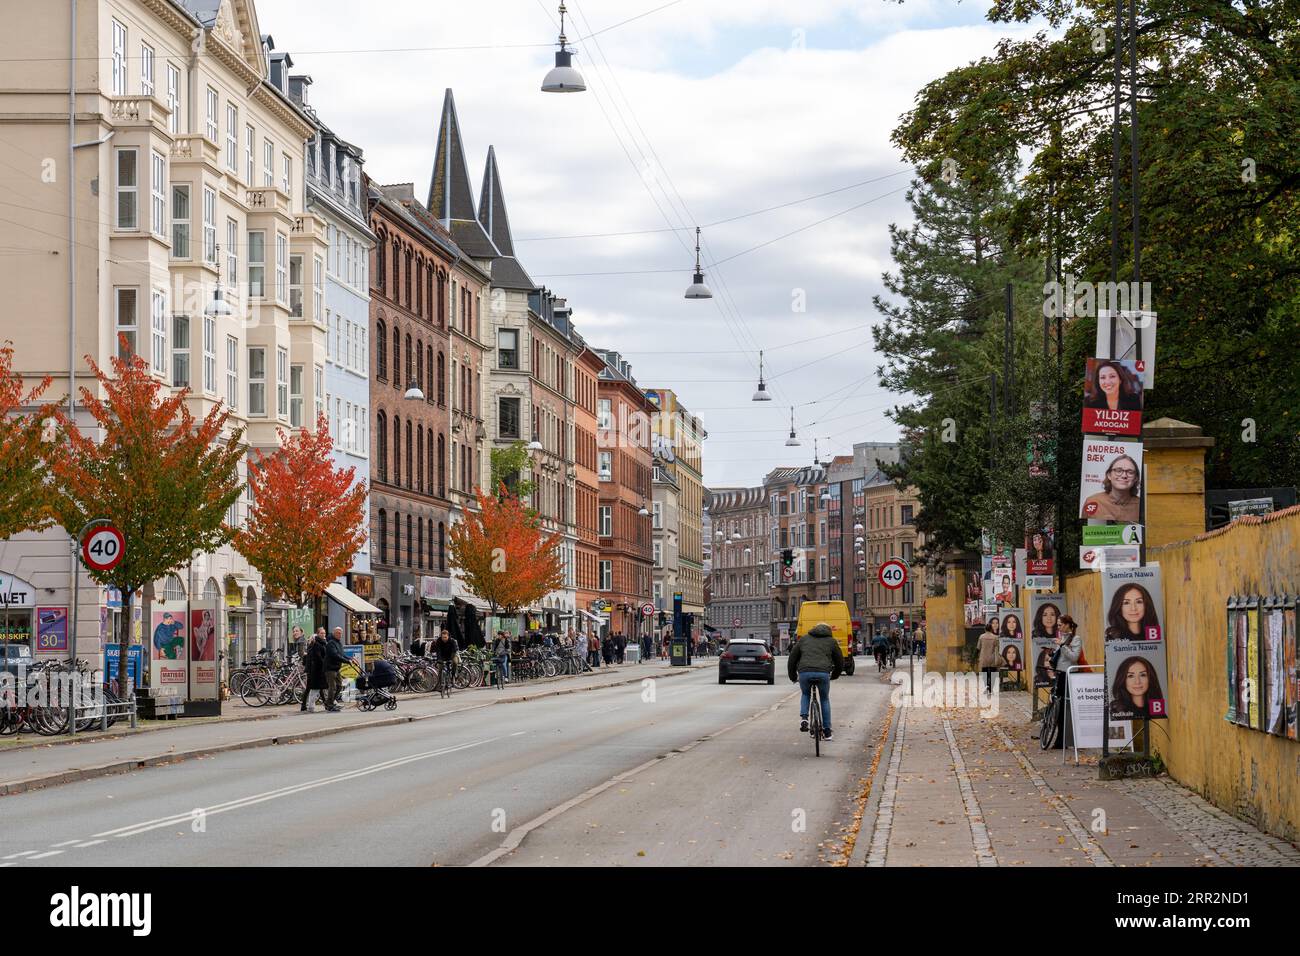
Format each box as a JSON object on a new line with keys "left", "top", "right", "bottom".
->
{"left": 718, "top": 639, "right": 775, "bottom": 685}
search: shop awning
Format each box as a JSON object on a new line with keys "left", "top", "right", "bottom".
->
{"left": 325, "top": 582, "right": 382, "bottom": 615}
{"left": 577, "top": 609, "right": 604, "bottom": 624}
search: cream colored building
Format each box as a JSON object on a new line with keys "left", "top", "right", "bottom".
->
{"left": 0, "top": 0, "right": 325, "bottom": 668}
{"left": 643, "top": 388, "right": 706, "bottom": 620}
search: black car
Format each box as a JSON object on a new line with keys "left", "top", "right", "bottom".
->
{"left": 718, "top": 639, "right": 775, "bottom": 685}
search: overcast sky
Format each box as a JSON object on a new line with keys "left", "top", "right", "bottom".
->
{"left": 254, "top": 0, "right": 1038, "bottom": 489}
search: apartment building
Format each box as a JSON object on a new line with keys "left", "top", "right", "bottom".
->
{"left": 0, "top": 0, "right": 325, "bottom": 667}
{"left": 705, "top": 486, "right": 770, "bottom": 645}
{"left": 765, "top": 465, "right": 832, "bottom": 646}
{"left": 643, "top": 388, "right": 706, "bottom": 631}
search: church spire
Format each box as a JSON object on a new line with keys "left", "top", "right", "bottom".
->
{"left": 478, "top": 146, "right": 515, "bottom": 258}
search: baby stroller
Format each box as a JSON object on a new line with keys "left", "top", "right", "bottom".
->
{"left": 354, "top": 658, "right": 399, "bottom": 711}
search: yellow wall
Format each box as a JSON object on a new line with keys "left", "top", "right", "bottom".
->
{"left": 1064, "top": 507, "right": 1300, "bottom": 841}
{"left": 925, "top": 566, "right": 970, "bottom": 673}
{"left": 1145, "top": 447, "right": 1211, "bottom": 548}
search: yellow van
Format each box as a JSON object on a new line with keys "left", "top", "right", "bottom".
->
{"left": 793, "top": 600, "right": 856, "bottom": 676}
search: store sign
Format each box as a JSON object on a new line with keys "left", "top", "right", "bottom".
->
{"left": 420, "top": 575, "right": 452, "bottom": 601}
{"left": 0, "top": 573, "right": 35, "bottom": 609}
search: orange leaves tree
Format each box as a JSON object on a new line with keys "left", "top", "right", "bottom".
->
{"left": 448, "top": 486, "right": 564, "bottom": 619}
{"left": 234, "top": 414, "right": 367, "bottom": 610}
{"left": 0, "top": 342, "right": 54, "bottom": 538}
{"left": 45, "top": 350, "right": 244, "bottom": 691}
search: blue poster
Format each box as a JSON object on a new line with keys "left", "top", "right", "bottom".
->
{"left": 103, "top": 644, "right": 143, "bottom": 688}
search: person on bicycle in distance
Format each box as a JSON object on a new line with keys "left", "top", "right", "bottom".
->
{"left": 435, "top": 629, "right": 459, "bottom": 689}
{"left": 871, "top": 630, "right": 890, "bottom": 669}
{"left": 788, "top": 623, "right": 844, "bottom": 740}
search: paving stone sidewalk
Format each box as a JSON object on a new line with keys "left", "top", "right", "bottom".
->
{"left": 864, "top": 688, "right": 1300, "bottom": 867}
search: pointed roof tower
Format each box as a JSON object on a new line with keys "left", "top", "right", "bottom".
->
{"left": 427, "top": 89, "right": 498, "bottom": 259}
{"left": 478, "top": 146, "right": 535, "bottom": 290}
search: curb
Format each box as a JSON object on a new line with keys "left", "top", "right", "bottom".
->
{"left": 0, "top": 664, "right": 709, "bottom": 798}
{"left": 848, "top": 699, "right": 902, "bottom": 867}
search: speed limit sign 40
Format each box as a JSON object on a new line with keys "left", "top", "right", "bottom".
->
{"left": 878, "top": 559, "right": 908, "bottom": 590}
{"left": 82, "top": 525, "right": 125, "bottom": 573}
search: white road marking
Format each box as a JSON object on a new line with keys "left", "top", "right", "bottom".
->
{"left": 28, "top": 850, "right": 64, "bottom": 860}
{"left": 510, "top": 731, "right": 526, "bottom": 737}
{"left": 95, "top": 736, "right": 503, "bottom": 840}
{"left": 50, "top": 839, "right": 82, "bottom": 848}
{"left": 2, "top": 851, "right": 38, "bottom": 859}
{"left": 73, "top": 840, "right": 106, "bottom": 848}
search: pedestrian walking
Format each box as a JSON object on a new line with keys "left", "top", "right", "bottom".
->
{"left": 323, "top": 627, "right": 347, "bottom": 711}
{"left": 588, "top": 633, "right": 601, "bottom": 669}
{"left": 977, "top": 620, "right": 1000, "bottom": 694}
{"left": 641, "top": 632, "right": 651, "bottom": 662}
{"left": 301, "top": 630, "right": 328, "bottom": 712}
{"left": 615, "top": 632, "right": 626, "bottom": 664}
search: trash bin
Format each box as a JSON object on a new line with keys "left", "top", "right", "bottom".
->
{"left": 670, "top": 640, "right": 688, "bottom": 666}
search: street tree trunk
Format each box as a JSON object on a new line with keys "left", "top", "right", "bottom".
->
{"left": 117, "top": 586, "right": 134, "bottom": 699}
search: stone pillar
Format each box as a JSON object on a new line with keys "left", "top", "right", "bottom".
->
{"left": 1141, "top": 418, "right": 1215, "bottom": 549}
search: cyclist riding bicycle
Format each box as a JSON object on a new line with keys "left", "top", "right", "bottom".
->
{"left": 871, "top": 631, "right": 890, "bottom": 670}
{"left": 788, "top": 623, "right": 844, "bottom": 741}
{"left": 434, "top": 631, "right": 460, "bottom": 692}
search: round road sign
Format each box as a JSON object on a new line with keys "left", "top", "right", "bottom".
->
{"left": 878, "top": 558, "right": 908, "bottom": 590}
{"left": 640, "top": 603, "right": 655, "bottom": 617}
{"left": 81, "top": 525, "right": 125, "bottom": 573}
{"left": 732, "top": 617, "right": 742, "bottom": 628}
{"left": 781, "top": 566, "right": 794, "bottom": 581}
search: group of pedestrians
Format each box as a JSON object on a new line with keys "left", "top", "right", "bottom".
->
{"left": 295, "top": 626, "right": 347, "bottom": 713}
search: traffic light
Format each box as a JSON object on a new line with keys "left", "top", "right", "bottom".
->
{"left": 781, "top": 549, "right": 794, "bottom": 568}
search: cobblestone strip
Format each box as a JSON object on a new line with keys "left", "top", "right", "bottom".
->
{"left": 942, "top": 717, "right": 998, "bottom": 867}
{"left": 989, "top": 723, "right": 1113, "bottom": 867}
{"left": 865, "top": 706, "right": 906, "bottom": 867}
{"left": 1112, "top": 777, "right": 1300, "bottom": 867}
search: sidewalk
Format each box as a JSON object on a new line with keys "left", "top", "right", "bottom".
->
{"left": 0, "top": 659, "right": 711, "bottom": 797}
{"left": 858, "top": 687, "right": 1300, "bottom": 867}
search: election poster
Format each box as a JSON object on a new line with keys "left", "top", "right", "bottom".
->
{"left": 1096, "top": 309, "right": 1156, "bottom": 390}
{"left": 1078, "top": 545, "right": 1141, "bottom": 571}
{"left": 1082, "top": 358, "right": 1144, "bottom": 436}
{"left": 1080, "top": 438, "right": 1143, "bottom": 523}
{"left": 996, "top": 608, "right": 1026, "bottom": 673}
{"left": 1030, "top": 593, "right": 1068, "bottom": 689}
{"left": 1024, "top": 528, "right": 1054, "bottom": 577}
{"left": 1102, "top": 566, "right": 1168, "bottom": 721}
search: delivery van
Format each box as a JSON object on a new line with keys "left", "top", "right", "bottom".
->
{"left": 793, "top": 600, "right": 855, "bottom": 675}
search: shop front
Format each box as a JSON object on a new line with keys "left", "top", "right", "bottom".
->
{"left": 0, "top": 573, "right": 56, "bottom": 655}
{"left": 325, "top": 580, "right": 384, "bottom": 665}
{"left": 420, "top": 574, "right": 454, "bottom": 645}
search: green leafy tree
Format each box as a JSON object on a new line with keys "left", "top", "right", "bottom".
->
{"left": 0, "top": 342, "right": 54, "bottom": 538}
{"left": 45, "top": 349, "right": 244, "bottom": 692}
{"left": 490, "top": 440, "right": 535, "bottom": 500}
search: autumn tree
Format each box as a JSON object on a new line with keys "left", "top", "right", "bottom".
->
{"left": 0, "top": 343, "right": 54, "bottom": 538}
{"left": 234, "top": 415, "right": 367, "bottom": 610}
{"left": 45, "top": 348, "right": 244, "bottom": 693}
{"left": 448, "top": 487, "right": 564, "bottom": 624}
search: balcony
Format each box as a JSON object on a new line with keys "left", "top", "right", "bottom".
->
{"left": 245, "top": 186, "right": 292, "bottom": 219}
{"left": 106, "top": 94, "right": 168, "bottom": 132}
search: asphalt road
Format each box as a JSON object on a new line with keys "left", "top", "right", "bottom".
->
{"left": 0, "top": 662, "right": 894, "bottom": 867}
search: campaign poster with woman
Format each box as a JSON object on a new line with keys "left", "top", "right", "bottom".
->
{"left": 1082, "top": 358, "right": 1144, "bottom": 436}
{"left": 1030, "top": 594, "right": 1067, "bottom": 689}
{"left": 1025, "top": 528, "right": 1054, "bottom": 576}
{"left": 1106, "top": 652, "right": 1168, "bottom": 721}
{"left": 998, "top": 609, "right": 1025, "bottom": 672}
{"left": 1103, "top": 566, "right": 1168, "bottom": 719}
{"left": 1080, "top": 439, "right": 1143, "bottom": 523}
{"left": 1102, "top": 572, "right": 1163, "bottom": 643}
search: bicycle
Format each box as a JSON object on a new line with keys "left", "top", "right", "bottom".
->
{"left": 807, "top": 680, "right": 824, "bottom": 757}
{"left": 1040, "top": 681, "right": 1064, "bottom": 750}
{"left": 436, "top": 658, "right": 454, "bottom": 698}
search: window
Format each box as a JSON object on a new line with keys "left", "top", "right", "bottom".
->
{"left": 170, "top": 184, "right": 190, "bottom": 258}
{"left": 166, "top": 64, "right": 180, "bottom": 134}
{"left": 226, "top": 220, "right": 237, "bottom": 289}
{"left": 202, "top": 317, "right": 216, "bottom": 394}
{"left": 114, "top": 288, "right": 137, "bottom": 358}
{"left": 598, "top": 451, "right": 612, "bottom": 481}
{"left": 597, "top": 398, "right": 612, "bottom": 430}
{"left": 202, "top": 186, "right": 216, "bottom": 264}
{"left": 111, "top": 20, "right": 126, "bottom": 95}
{"left": 901, "top": 505, "right": 914, "bottom": 525}
{"left": 377, "top": 510, "right": 387, "bottom": 564}
{"left": 171, "top": 315, "right": 190, "bottom": 388}
{"left": 290, "top": 364, "right": 304, "bottom": 427}
{"left": 276, "top": 347, "right": 288, "bottom": 419}
{"left": 599, "top": 560, "right": 612, "bottom": 592}
{"left": 247, "top": 347, "right": 266, "bottom": 415}
{"left": 205, "top": 87, "right": 218, "bottom": 143}
{"left": 148, "top": 152, "right": 167, "bottom": 236}
{"left": 225, "top": 103, "right": 237, "bottom": 171}
{"left": 652, "top": 501, "right": 662, "bottom": 529}
{"left": 263, "top": 140, "right": 273, "bottom": 187}
{"left": 282, "top": 154, "right": 292, "bottom": 199}
{"left": 498, "top": 329, "right": 519, "bottom": 369}
{"left": 599, "top": 505, "right": 612, "bottom": 537}
{"left": 247, "top": 231, "right": 265, "bottom": 297}
{"left": 140, "top": 44, "right": 154, "bottom": 96}
{"left": 314, "top": 366, "right": 324, "bottom": 421}
{"left": 275, "top": 234, "right": 288, "bottom": 305}
{"left": 245, "top": 124, "right": 255, "bottom": 184}
{"left": 289, "top": 255, "right": 303, "bottom": 317}
{"left": 226, "top": 336, "right": 238, "bottom": 410}
{"left": 498, "top": 397, "right": 520, "bottom": 439}
{"left": 654, "top": 541, "right": 663, "bottom": 568}
{"left": 151, "top": 290, "right": 166, "bottom": 374}
{"left": 313, "top": 256, "right": 323, "bottom": 323}
{"left": 115, "top": 148, "right": 137, "bottom": 229}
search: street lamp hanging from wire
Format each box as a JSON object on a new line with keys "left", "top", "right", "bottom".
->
{"left": 541, "top": 3, "right": 586, "bottom": 92}
{"left": 751, "top": 350, "right": 772, "bottom": 402}
{"left": 684, "top": 226, "right": 712, "bottom": 299}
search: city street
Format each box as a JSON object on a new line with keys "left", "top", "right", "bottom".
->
{"left": 0, "top": 664, "right": 893, "bottom": 867}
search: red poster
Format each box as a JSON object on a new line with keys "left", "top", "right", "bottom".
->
{"left": 1082, "top": 358, "right": 1144, "bottom": 436}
